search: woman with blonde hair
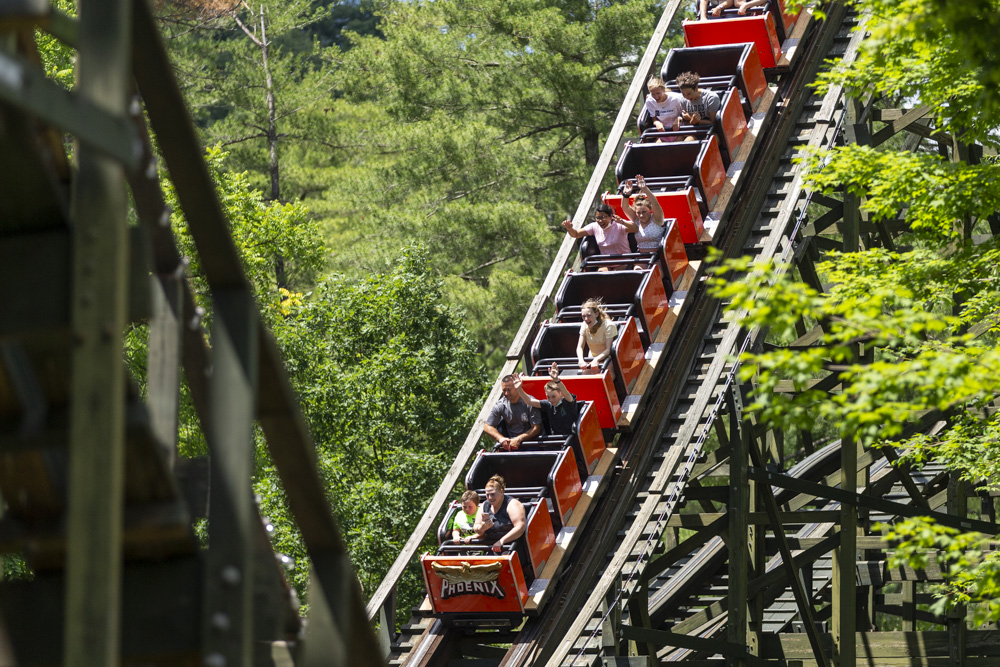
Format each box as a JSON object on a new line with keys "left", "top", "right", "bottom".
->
{"left": 576, "top": 298, "right": 618, "bottom": 373}
{"left": 474, "top": 475, "right": 526, "bottom": 553}
{"left": 621, "top": 174, "right": 666, "bottom": 267}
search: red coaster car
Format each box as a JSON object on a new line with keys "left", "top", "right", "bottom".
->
{"left": 466, "top": 449, "right": 582, "bottom": 530}
{"left": 661, "top": 43, "right": 767, "bottom": 116}
{"left": 555, "top": 268, "right": 670, "bottom": 346}
{"left": 422, "top": 496, "right": 554, "bottom": 625}
{"left": 528, "top": 318, "right": 645, "bottom": 428}
{"left": 604, "top": 189, "right": 704, "bottom": 251}
{"left": 616, "top": 135, "right": 726, "bottom": 227}
{"left": 507, "top": 399, "right": 607, "bottom": 476}
{"left": 581, "top": 211, "right": 689, "bottom": 289}
{"left": 683, "top": 11, "right": 781, "bottom": 69}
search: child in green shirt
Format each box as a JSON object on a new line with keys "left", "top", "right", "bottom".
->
{"left": 451, "top": 489, "right": 481, "bottom": 544}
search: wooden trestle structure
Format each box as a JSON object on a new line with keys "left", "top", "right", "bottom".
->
{"left": 1, "top": 1, "right": 998, "bottom": 667}
{"left": 0, "top": 1, "right": 382, "bottom": 665}
{"left": 372, "top": 4, "right": 1000, "bottom": 667}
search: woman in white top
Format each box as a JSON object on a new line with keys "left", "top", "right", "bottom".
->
{"left": 577, "top": 298, "right": 618, "bottom": 373}
{"left": 620, "top": 175, "right": 667, "bottom": 269}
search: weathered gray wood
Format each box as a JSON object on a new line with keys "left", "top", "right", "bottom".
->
{"left": 620, "top": 626, "right": 756, "bottom": 661}
{"left": 0, "top": 49, "right": 139, "bottom": 170}
{"left": 747, "top": 534, "right": 839, "bottom": 599}
{"left": 301, "top": 565, "right": 347, "bottom": 665}
{"left": 132, "top": 4, "right": 386, "bottom": 660}
{"left": 727, "top": 389, "right": 750, "bottom": 667}
{"left": 870, "top": 105, "right": 932, "bottom": 148}
{"left": 0, "top": 231, "right": 69, "bottom": 338}
{"left": 745, "top": 467, "right": 999, "bottom": 534}
{"left": 833, "top": 428, "right": 859, "bottom": 666}
{"left": 947, "top": 477, "right": 967, "bottom": 666}
{"left": 603, "top": 658, "right": 654, "bottom": 667}
{"left": 747, "top": 425, "right": 828, "bottom": 667}
{"left": 666, "top": 510, "right": 842, "bottom": 526}
{"left": 1, "top": 558, "right": 201, "bottom": 665}
{"left": 902, "top": 580, "right": 916, "bottom": 631}
{"left": 147, "top": 274, "right": 182, "bottom": 468}
{"left": 757, "top": 630, "right": 1000, "bottom": 659}
{"left": 64, "top": 0, "right": 131, "bottom": 663}
{"left": 855, "top": 559, "right": 947, "bottom": 585}
{"left": 203, "top": 289, "right": 258, "bottom": 667}
{"left": 601, "top": 575, "right": 622, "bottom": 654}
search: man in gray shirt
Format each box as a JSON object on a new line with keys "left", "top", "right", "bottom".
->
{"left": 677, "top": 71, "right": 721, "bottom": 126}
{"left": 483, "top": 375, "right": 542, "bottom": 450}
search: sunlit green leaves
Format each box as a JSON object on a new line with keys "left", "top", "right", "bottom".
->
{"left": 799, "top": 146, "right": 1000, "bottom": 242}
{"left": 884, "top": 518, "right": 1000, "bottom": 625}
{"left": 813, "top": 0, "right": 1000, "bottom": 146}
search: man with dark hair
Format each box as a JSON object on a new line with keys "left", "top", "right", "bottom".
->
{"left": 483, "top": 374, "right": 542, "bottom": 450}
{"left": 676, "top": 71, "right": 720, "bottom": 127}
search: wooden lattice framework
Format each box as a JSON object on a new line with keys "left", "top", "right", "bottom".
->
{"left": 0, "top": 1, "right": 382, "bottom": 664}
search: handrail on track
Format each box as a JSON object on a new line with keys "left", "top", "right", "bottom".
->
{"left": 365, "top": 0, "right": 688, "bottom": 625}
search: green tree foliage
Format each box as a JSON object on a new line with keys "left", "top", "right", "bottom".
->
{"left": 35, "top": 0, "right": 75, "bottom": 88}
{"left": 264, "top": 247, "right": 485, "bottom": 600}
{"left": 157, "top": 0, "right": 682, "bottom": 369}
{"left": 329, "top": 0, "right": 673, "bottom": 366}
{"left": 711, "top": 0, "right": 1000, "bottom": 622}
{"left": 157, "top": 0, "right": 345, "bottom": 203}
{"left": 883, "top": 518, "right": 1000, "bottom": 625}
{"left": 131, "top": 148, "right": 484, "bottom": 611}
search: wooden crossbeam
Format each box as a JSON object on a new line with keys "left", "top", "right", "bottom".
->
{"left": 130, "top": 2, "right": 384, "bottom": 662}
{"left": 746, "top": 467, "right": 999, "bottom": 534}
{"left": 620, "top": 626, "right": 763, "bottom": 663}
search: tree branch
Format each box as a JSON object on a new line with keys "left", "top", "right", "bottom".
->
{"left": 231, "top": 3, "right": 263, "bottom": 47}
{"left": 504, "top": 122, "right": 575, "bottom": 145}
{"left": 460, "top": 254, "right": 517, "bottom": 280}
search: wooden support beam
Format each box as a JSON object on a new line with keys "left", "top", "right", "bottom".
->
{"left": 0, "top": 49, "right": 139, "bottom": 170}
{"left": 132, "top": 5, "right": 385, "bottom": 660}
{"left": 620, "top": 626, "right": 760, "bottom": 662}
{"left": 626, "top": 577, "right": 656, "bottom": 660}
{"left": 745, "top": 418, "right": 828, "bottom": 667}
{"left": 203, "top": 289, "right": 258, "bottom": 666}
{"left": 641, "top": 515, "right": 727, "bottom": 583}
{"left": 691, "top": 444, "right": 732, "bottom": 478}
{"left": 756, "top": 630, "right": 1000, "bottom": 660}
{"left": 902, "top": 580, "right": 917, "bottom": 631}
{"left": 147, "top": 273, "right": 182, "bottom": 468}
{"left": 745, "top": 467, "right": 999, "bottom": 535}
{"left": 810, "top": 192, "right": 844, "bottom": 210}
{"left": 947, "top": 476, "right": 967, "bottom": 666}
{"left": 877, "top": 445, "right": 930, "bottom": 509}
{"left": 0, "top": 558, "right": 202, "bottom": 665}
{"left": 64, "top": 0, "right": 131, "bottom": 663}
{"left": 666, "top": 510, "right": 842, "bottom": 527}
{"left": 670, "top": 599, "right": 728, "bottom": 636}
{"left": 727, "top": 389, "right": 750, "bottom": 666}
{"left": 747, "top": 534, "right": 839, "bottom": 598}
{"left": 602, "top": 575, "right": 622, "bottom": 656}
{"left": 869, "top": 105, "right": 932, "bottom": 148}
{"left": 802, "top": 203, "right": 844, "bottom": 236}
{"left": 833, "top": 427, "right": 859, "bottom": 666}
{"left": 684, "top": 484, "right": 729, "bottom": 502}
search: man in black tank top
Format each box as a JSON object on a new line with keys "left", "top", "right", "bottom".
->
{"left": 474, "top": 476, "right": 526, "bottom": 553}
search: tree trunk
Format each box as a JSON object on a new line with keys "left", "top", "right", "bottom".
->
{"left": 257, "top": 8, "right": 287, "bottom": 289}
{"left": 260, "top": 9, "right": 279, "bottom": 203}
{"left": 583, "top": 129, "right": 600, "bottom": 167}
